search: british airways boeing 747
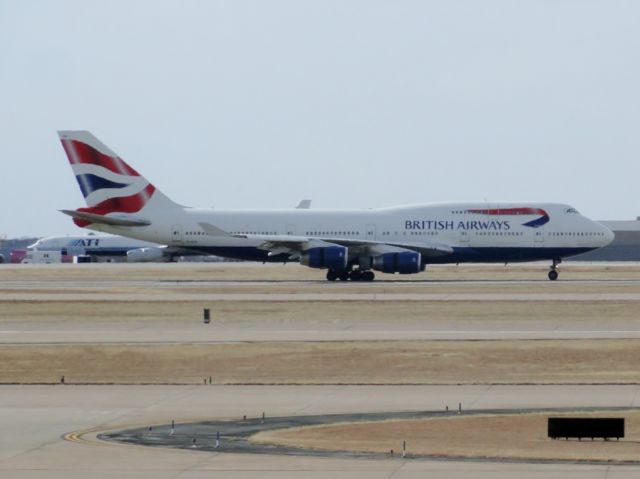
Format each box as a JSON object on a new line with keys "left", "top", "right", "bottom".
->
{"left": 58, "top": 131, "right": 614, "bottom": 281}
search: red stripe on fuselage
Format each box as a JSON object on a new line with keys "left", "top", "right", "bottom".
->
{"left": 466, "top": 207, "right": 548, "bottom": 217}
{"left": 62, "top": 139, "right": 140, "bottom": 176}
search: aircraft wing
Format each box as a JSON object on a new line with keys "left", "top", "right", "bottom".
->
{"left": 257, "top": 238, "right": 344, "bottom": 259}
{"left": 198, "top": 222, "right": 336, "bottom": 259}
{"left": 198, "top": 222, "right": 453, "bottom": 259}
{"left": 257, "top": 236, "right": 453, "bottom": 260}
{"left": 314, "top": 237, "right": 454, "bottom": 258}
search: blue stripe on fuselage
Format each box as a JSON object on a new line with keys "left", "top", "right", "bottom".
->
{"left": 522, "top": 215, "right": 550, "bottom": 228}
{"left": 179, "top": 246, "right": 597, "bottom": 265}
{"left": 433, "top": 246, "right": 594, "bottom": 263}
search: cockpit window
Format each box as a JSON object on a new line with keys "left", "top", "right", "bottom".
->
{"left": 566, "top": 208, "right": 579, "bottom": 214}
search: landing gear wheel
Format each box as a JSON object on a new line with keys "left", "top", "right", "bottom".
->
{"left": 361, "top": 270, "right": 375, "bottom": 282}
{"left": 349, "top": 270, "right": 362, "bottom": 281}
{"left": 326, "top": 270, "right": 337, "bottom": 281}
{"left": 338, "top": 270, "right": 350, "bottom": 281}
{"left": 548, "top": 258, "right": 561, "bottom": 281}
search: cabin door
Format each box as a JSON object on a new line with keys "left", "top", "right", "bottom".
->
{"left": 534, "top": 227, "right": 545, "bottom": 244}
{"left": 365, "top": 223, "right": 376, "bottom": 241}
{"left": 171, "top": 225, "right": 183, "bottom": 243}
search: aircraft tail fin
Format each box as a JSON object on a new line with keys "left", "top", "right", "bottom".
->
{"left": 58, "top": 131, "right": 179, "bottom": 227}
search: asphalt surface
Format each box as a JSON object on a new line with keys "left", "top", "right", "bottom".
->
{"left": 100, "top": 406, "right": 640, "bottom": 465}
{"left": 5, "top": 384, "right": 640, "bottom": 479}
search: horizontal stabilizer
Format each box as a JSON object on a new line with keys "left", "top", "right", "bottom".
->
{"left": 60, "top": 210, "right": 151, "bottom": 227}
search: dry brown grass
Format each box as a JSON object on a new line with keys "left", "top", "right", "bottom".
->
{"left": 4, "top": 339, "right": 640, "bottom": 384}
{"left": 1, "top": 298, "right": 639, "bottom": 326}
{"left": 252, "top": 411, "right": 640, "bottom": 462}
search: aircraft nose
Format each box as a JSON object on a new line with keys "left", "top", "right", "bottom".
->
{"left": 601, "top": 224, "right": 615, "bottom": 246}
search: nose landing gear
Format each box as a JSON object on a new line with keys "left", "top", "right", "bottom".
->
{"left": 548, "top": 259, "right": 561, "bottom": 281}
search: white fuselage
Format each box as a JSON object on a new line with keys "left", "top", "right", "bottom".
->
{"left": 30, "top": 234, "right": 159, "bottom": 256}
{"left": 87, "top": 201, "right": 614, "bottom": 265}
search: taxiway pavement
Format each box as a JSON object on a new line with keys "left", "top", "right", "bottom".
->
{"left": 3, "top": 385, "right": 640, "bottom": 478}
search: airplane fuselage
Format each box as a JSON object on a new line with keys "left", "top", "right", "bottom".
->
{"left": 90, "top": 202, "right": 613, "bottom": 266}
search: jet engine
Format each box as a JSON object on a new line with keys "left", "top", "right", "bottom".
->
{"left": 300, "top": 245, "right": 348, "bottom": 270}
{"left": 372, "top": 251, "right": 422, "bottom": 274}
{"left": 126, "top": 247, "right": 167, "bottom": 263}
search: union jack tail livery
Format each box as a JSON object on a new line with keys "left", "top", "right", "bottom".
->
{"left": 58, "top": 131, "right": 178, "bottom": 227}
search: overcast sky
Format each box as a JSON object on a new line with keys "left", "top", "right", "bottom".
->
{"left": 1, "top": 0, "right": 639, "bottom": 237}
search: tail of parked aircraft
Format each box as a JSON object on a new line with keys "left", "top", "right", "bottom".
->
{"left": 58, "top": 131, "right": 179, "bottom": 227}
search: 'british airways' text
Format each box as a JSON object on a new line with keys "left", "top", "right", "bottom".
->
{"left": 405, "top": 220, "right": 511, "bottom": 231}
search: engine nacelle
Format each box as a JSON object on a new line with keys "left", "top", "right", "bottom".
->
{"left": 372, "top": 251, "right": 422, "bottom": 274}
{"left": 300, "top": 246, "right": 348, "bottom": 270}
{"left": 126, "top": 247, "right": 166, "bottom": 263}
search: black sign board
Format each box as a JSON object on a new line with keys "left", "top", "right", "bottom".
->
{"left": 548, "top": 417, "right": 624, "bottom": 440}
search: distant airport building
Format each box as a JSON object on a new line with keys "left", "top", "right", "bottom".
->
{"left": 570, "top": 220, "right": 640, "bottom": 261}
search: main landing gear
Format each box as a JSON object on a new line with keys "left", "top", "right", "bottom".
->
{"left": 548, "top": 259, "right": 561, "bottom": 281}
{"left": 326, "top": 269, "right": 375, "bottom": 282}
{"left": 355, "top": 270, "right": 375, "bottom": 282}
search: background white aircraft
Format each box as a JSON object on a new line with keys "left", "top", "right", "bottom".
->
{"left": 28, "top": 234, "right": 171, "bottom": 262}
{"left": 58, "top": 131, "right": 614, "bottom": 281}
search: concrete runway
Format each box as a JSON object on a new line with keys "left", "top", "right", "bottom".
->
{"left": 3, "top": 385, "right": 640, "bottom": 478}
